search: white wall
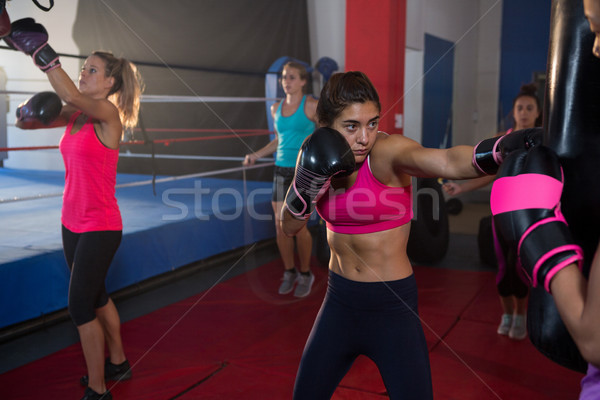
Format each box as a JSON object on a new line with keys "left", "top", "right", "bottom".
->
{"left": 403, "top": 48, "right": 424, "bottom": 143}
{"left": 2, "top": 1, "right": 80, "bottom": 171}
{"left": 306, "top": 0, "right": 346, "bottom": 94}
{"left": 475, "top": 0, "right": 503, "bottom": 141}
{"left": 403, "top": 0, "right": 502, "bottom": 147}
{"left": 2, "top": 0, "right": 501, "bottom": 171}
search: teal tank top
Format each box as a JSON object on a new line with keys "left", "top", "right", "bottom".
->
{"left": 274, "top": 95, "right": 316, "bottom": 167}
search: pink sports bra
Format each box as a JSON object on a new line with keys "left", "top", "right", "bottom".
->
{"left": 316, "top": 156, "right": 413, "bottom": 234}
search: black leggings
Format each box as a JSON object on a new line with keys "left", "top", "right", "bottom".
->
{"left": 492, "top": 220, "right": 529, "bottom": 298}
{"left": 293, "top": 271, "right": 433, "bottom": 400}
{"left": 62, "top": 225, "right": 122, "bottom": 326}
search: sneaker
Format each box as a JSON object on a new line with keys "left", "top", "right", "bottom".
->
{"left": 497, "top": 314, "right": 513, "bottom": 335}
{"left": 509, "top": 314, "right": 527, "bottom": 340}
{"left": 80, "top": 358, "right": 132, "bottom": 386}
{"left": 294, "top": 272, "right": 315, "bottom": 298}
{"left": 81, "top": 387, "right": 112, "bottom": 400}
{"left": 278, "top": 269, "right": 297, "bottom": 295}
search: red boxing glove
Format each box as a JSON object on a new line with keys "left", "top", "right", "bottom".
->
{"left": 3, "top": 18, "right": 61, "bottom": 72}
{"left": 16, "top": 91, "right": 62, "bottom": 125}
{"left": 0, "top": 1, "right": 10, "bottom": 38}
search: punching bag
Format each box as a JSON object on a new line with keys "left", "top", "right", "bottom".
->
{"left": 527, "top": 0, "right": 600, "bottom": 373}
{"left": 407, "top": 177, "right": 449, "bottom": 264}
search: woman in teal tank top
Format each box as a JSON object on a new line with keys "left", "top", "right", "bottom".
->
{"left": 243, "top": 62, "right": 318, "bottom": 298}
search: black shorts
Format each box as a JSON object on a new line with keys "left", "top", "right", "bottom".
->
{"left": 272, "top": 166, "right": 295, "bottom": 203}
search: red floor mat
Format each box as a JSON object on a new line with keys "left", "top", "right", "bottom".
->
{"left": 0, "top": 261, "right": 584, "bottom": 399}
{"left": 429, "top": 319, "right": 582, "bottom": 399}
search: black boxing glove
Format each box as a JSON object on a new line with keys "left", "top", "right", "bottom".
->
{"left": 284, "top": 127, "right": 356, "bottom": 220}
{"left": 3, "top": 18, "right": 61, "bottom": 72}
{"left": 473, "top": 127, "right": 543, "bottom": 175}
{"left": 16, "top": 91, "right": 62, "bottom": 125}
{"left": 491, "top": 146, "right": 583, "bottom": 292}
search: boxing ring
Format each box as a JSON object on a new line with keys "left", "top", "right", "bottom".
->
{"left": 0, "top": 93, "right": 284, "bottom": 334}
{"left": 0, "top": 52, "right": 339, "bottom": 337}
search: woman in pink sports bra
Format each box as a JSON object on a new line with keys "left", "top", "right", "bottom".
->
{"left": 281, "top": 71, "right": 513, "bottom": 399}
{"left": 16, "top": 45, "right": 142, "bottom": 400}
{"left": 443, "top": 83, "right": 542, "bottom": 341}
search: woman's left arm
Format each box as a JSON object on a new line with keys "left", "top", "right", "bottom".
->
{"left": 385, "top": 134, "right": 482, "bottom": 180}
{"left": 45, "top": 67, "right": 118, "bottom": 125}
{"left": 304, "top": 96, "right": 318, "bottom": 124}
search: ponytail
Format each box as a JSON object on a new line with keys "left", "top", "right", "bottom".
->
{"left": 92, "top": 51, "right": 144, "bottom": 131}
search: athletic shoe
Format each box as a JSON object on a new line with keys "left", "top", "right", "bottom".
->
{"left": 81, "top": 387, "right": 112, "bottom": 400}
{"left": 80, "top": 358, "right": 132, "bottom": 386}
{"left": 278, "top": 269, "right": 297, "bottom": 295}
{"left": 497, "top": 314, "right": 513, "bottom": 336}
{"left": 294, "top": 272, "right": 315, "bottom": 298}
{"left": 509, "top": 314, "right": 527, "bottom": 340}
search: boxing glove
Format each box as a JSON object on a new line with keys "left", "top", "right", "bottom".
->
{"left": 473, "top": 127, "right": 543, "bottom": 175}
{"left": 490, "top": 146, "right": 583, "bottom": 292}
{"left": 3, "top": 18, "right": 60, "bottom": 72}
{"left": 16, "top": 91, "right": 62, "bottom": 125}
{"left": 285, "top": 127, "right": 355, "bottom": 220}
{"left": 0, "top": 1, "right": 10, "bottom": 38}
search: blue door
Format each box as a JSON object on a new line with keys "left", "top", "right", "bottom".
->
{"left": 422, "top": 34, "right": 454, "bottom": 149}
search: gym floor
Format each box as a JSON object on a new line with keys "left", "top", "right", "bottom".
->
{"left": 0, "top": 199, "right": 585, "bottom": 399}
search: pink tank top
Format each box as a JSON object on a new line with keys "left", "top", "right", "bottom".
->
{"left": 59, "top": 111, "right": 122, "bottom": 232}
{"left": 316, "top": 156, "right": 413, "bottom": 234}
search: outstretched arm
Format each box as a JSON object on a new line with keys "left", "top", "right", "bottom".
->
{"left": 243, "top": 136, "right": 278, "bottom": 166}
{"left": 551, "top": 242, "right": 600, "bottom": 366}
{"left": 443, "top": 174, "right": 496, "bottom": 196}
{"left": 383, "top": 134, "right": 482, "bottom": 180}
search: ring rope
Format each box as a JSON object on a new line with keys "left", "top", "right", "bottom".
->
{"left": 0, "top": 130, "right": 273, "bottom": 152}
{"left": 120, "top": 154, "right": 273, "bottom": 162}
{"left": 0, "top": 162, "right": 274, "bottom": 204}
{"left": 0, "top": 47, "right": 272, "bottom": 77}
{"left": 0, "top": 145, "right": 59, "bottom": 152}
{"left": 133, "top": 128, "right": 270, "bottom": 133}
{"left": 0, "top": 91, "right": 280, "bottom": 103}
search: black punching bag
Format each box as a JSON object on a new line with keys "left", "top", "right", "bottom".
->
{"left": 528, "top": 0, "right": 600, "bottom": 373}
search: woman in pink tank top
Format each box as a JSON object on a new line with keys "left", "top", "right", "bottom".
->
{"left": 16, "top": 43, "right": 142, "bottom": 399}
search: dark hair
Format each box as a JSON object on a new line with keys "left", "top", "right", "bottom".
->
{"left": 92, "top": 51, "right": 144, "bottom": 130}
{"left": 513, "top": 83, "right": 542, "bottom": 127}
{"left": 316, "top": 71, "right": 381, "bottom": 127}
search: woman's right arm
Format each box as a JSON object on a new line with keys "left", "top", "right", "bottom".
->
{"left": 243, "top": 136, "right": 278, "bottom": 165}
{"left": 443, "top": 174, "right": 495, "bottom": 196}
{"left": 551, "top": 241, "right": 600, "bottom": 366}
{"left": 46, "top": 67, "right": 117, "bottom": 125}
{"left": 243, "top": 101, "right": 280, "bottom": 165}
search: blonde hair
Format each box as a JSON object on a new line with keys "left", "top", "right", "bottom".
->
{"left": 92, "top": 51, "right": 144, "bottom": 131}
{"left": 282, "top": 61, "right": 310, "bottom": 94}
